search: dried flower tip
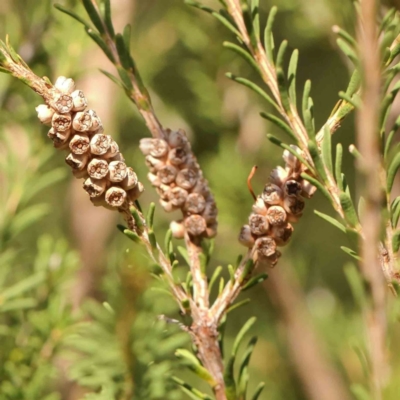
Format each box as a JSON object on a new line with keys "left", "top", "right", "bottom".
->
{"left": 109, "top": 160, "right": 128, "bottom": 182}
{"left": 283, "top": 196, "right": 305, "bottom": 216}
{"left": 176, "top": 168, "right": 198, "bottom": 190}
{"left": 271, "top": 223, "right": 294, "bottom": 246}
{"left": 167, "top": 129, "right": 188, "bottom": 148}
{"left": 83, "top": 177, "right": 107, "bottom": 198}
{"left": 283, "top": 145, "right": 302, "bottom": 169}
{"left": 168, "top": 147, "right": 188, "bottom": 166}
{"left": 66, "top": 152, "right": 89, "bottom": 171}
{"left": 103, "top": 140, "right": 119, "bottom": 159}
{"left": 69, "top": 134, "right": 90, "bottom": 155}
{"left": 73, "top": 111, "right": 92, "bottom": 132}
{"left": 249, "top": 213, "right": 269, "bottom": 236}
{"left": 54, "top": 76, "right": 76, "bottom": 94}
{"left": 301, "top": 180, "right": 317, "bottom": 198}
{"left": 52, "top": 113, "right": 72, "bottom": 132}
{"left": 87, "top": 110, "right": 102, "bottom": 132}
{"left": 255, "top": 236, "right": 277, "bottom": 258}
{"left": 36, "top": 104, "right": 54, "bottom": 124}
{"left": 284, "top": 180, "right": 302, "bottom": 197}
{"left": 53, "top": 93, "right": 73, "bottom": 114}
{"left": 206, "top": 223, "right": 218, "bottom": 238}
{"left": 127, "top": 182, "right": 144, "bottom": 202}
{"left": 169, "top": 187, "right": 188, "bottom": 207}
{"left": 266, "top": 205, "right": 287, "bottom": 226}
{"left": 184, "top": 215, "right": 207, "bottom": 236}
{"left": 170, "top": 220, "right": 185, "bottom": 239}
{"left": 185, "top": 193, "right": 206, "bottom": 214}
{"left": 261, "top": 184, "right": 282, "bottom": 205}
{"left": 105, "top": 187, "right": 127, "bottom": 207}
{"left": 239, "top": 225, "right": 255, "bottom": 247}
{"left": 139, "top": 138, "right": 169, "bottom": 158}
{"left": 158, "top": 165, "right": 178, "bottom": 184}
{"left": 202, "top": 200, "right": 218, "bottom": 224}
{"left": 71, "top": 90, "right": 87, "bottom": 111}
{"left": 87, "top": 158, "right": 109, "bottom": 179}
{"left": 160, "top": 200, "right": 175, "bottom": 212}
{"left": 90, "top": 134, "right": 112, "bottom": 155}
{"left": 252, "top": 196, "right": 268, "bottom": 215}
{"left": 122, "top": 167, "right": 138, "bottom": 190}
{"left": 270, "top": 166, "right": 288, "bottom": 186}
{"left": 145, "top": 155, "right": 164, "bottom": 172}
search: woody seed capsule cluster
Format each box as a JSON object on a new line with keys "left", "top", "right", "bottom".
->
{"left": 36, "top": 76, "right": 143, "bottom": 209}
{"left": 239, "top": 146, "right": 316, "bottom": 266}
{"left": 139, "top": 129, "right": 217, "bottom": 239}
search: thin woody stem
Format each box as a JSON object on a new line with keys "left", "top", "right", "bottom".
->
{"left": 356, "top": 0, "right": 388, "bottom": 397}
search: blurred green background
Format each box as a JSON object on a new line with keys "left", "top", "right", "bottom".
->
{"left": 1, "top": 0, "right": 400, "bottom": 399}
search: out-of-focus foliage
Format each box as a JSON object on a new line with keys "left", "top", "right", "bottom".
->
{"left": 1, "top": 0, "right": 400, "bottom": 400}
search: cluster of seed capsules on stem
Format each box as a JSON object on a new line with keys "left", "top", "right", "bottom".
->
{"left": 35, "top": 76, "right": 143, "bottom": 209}
{"left": 139, "top": 130, "right": 217, "bottom": 239}
{"left": 239, "top": 146, "right": 316, "bottom": 266}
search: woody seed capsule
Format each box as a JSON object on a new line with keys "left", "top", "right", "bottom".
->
{"left": 109, "top": 160, "right": 127, "bottom": 182}
{"left": 53, "top": 94, "right": 73, "bottom": 114}
{"left": 167, "top": 129, "right": 188, "bottom": 148}
{"left": 239, "top": 225, "right": 256, "bottom": 247}
{"left": 203, "top": 200, "right": 218, "bottom": 224}
{"left": 185, "top": 193, "right": 206, "bottom": 214}
{"left": 184, "top": 215, "right": 207, "bottom": 236}
{"left": 90, "top": 134, "right": 112, "bottom": 155}
{"left": 176, "top": 168, "right": 197, "bottom": 190}
{"left": 252, "top": 196, "right": 268, "bottom": 215}
{"left": 169, "top": 187, "right": 188, "bottom": 207}
{"left": 158, "top": 165, "right": 178, "bottom": 184}
{"left": 145, "top": 155, "right": 164, "bottom": 172}
{"left": 127, "top": 182, "right": 144, "bottom": 202}
{"left": 52, "top": 113, "right": 71, "bottom": 132}
{"left": 147, "top": 173, "right": 161, "bottom": 187}
{"left": 73, "top": 111, "right": 92, "bottom": 132}
{"left": 270, "top": 166, "right": 288, "bottom": 186}
{"left": 103, "top": 140, "right": 119, "bottom": 159}
{"left": 302, "top": 180, "right": 317, "bottom": 198}
{"left": 255, "top": 236, "right": 277, "bottom": 258}
{"left": 157, "top": 184, "right": 170, "bottom": 200}
{"left": 48, "top": 128, "right": 71, "bottom": 144}
{"left": 283, "top": 146, "right": 302, "bottom": 169}
{"left": 36, "top": 104, "right": 54, "bottom": 124}
{"left": 87, "top": 110, "right": 102, "bottom": 132}
{"left": 206, "top": 223, "right": 218, "bottom": 238}
{"left": 170, "top": 220, "right": 185, "bottom": 239}
{"left": 150, "top": 139, "right": 169, "bottom": 158}
{"left": 262, "top": 184, "right": 282, "bottom": 205}
{"left": 283, "top": 196, "right": 305, "bottom": 216}
{"left": 66, "top": 152, "right": 89, "bottom": 171}
{"left": 83, "top": 177, "right": 107, "bottom": 198}
{"left": 249, "top": 213, "right": 270, "bottom": 236}
{"left": 105, "top": 187, "right": 127, "bottom": 207}
{"left": 87, "top": 158, "right": 109, "bottom": 179}
{"left": 168, "top": 147, "right": 188, "bottom": 166}
{"left": 160, "top": 200, "right": 175, "bottom": 213}
{"left": 69, "top": 134, "right": 90, "bottom": 155}
{"left": 266, "top": 205, "right": 287, "bottom": 226}
{"left": 266, "top": 250, "right": 281, "bottom": 267}
{"left": 55, "top": 76, "right": 76, "bottom": 94}
{"left": 71, "top": 90, "right": 87, "bottom": 111}
{"left": 284, "top": 180, "right": 302, "bottom": 197}
{"left": 121, "top": 168, "right": 138, "bottom": 190}
{"left": 271, "top": 223, "right": 294, "bottom": 246}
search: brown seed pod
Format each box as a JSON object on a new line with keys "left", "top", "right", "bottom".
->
{"left": 266, "top": 250, "right": 281, "bottom": 267}
{"left": 270, "top": 166, "right": 288, "bottom": 186}
{"left": 53, "top": 93, "right": 73, "bottom": 114}
{"left": 169, "top": 187, "right": 188, "bottom": 207}
{"left": 255, "top": 236, "right": 277, "bottom": 258}
{"left": 176, "top": 168, "right": 198, "bottom": 190}
{"left": 121, "top": 167, "right": 138, "bottom": 190}
{"left": 262, "top": 184, "right": 282, "bottom": 205}
{"left": 271, "top": 223, "right": 294, "bottom": 246}
{"left": 71, "top": 90, "right": 87, "bottom": 111}
{"left": 90, "top": 134, "right": 112, "bottom": 155}
{"left": 301, "top": 180, "right": 317, "bottom": 198}
{"left": 157, "top": 184, "right": 170, "bottom": 200}
{"left": 66, "top": 152, "right": 90, "bottom": 171}
{"left": 54, "top": 76, "right": 76, "bottom": 94}
{"left": 185, "top": 193, "right": 206, "bottom": 214}
{"left": 206, "top": 223, "right": 218, "bottom": 238}
{"left": 168, "top": 147, "right": 188, "bottom": 166}
{"left": 145, "top": 155, "right": 164, "bottom": 172}
{"left": 83, "top": 177, "right": 107, "bottom": 198}
{"left": 160, "top": 200, "right": 176, "bottom": 213}
{"left": 249, "top": 213, "right": 270, "bottom": 236}
{"left": 73, "top": 111, "right": 92, "bottom": 132}
{"left": 252, "top": 196, "right": 268, "bottom": 215}
{"left": 167, "top": 129, "right": 188, "bottom": 148}
{"left": 239, "top": 225, "right": 255, "bottom": 247}
{"left": 170, "top": 220, "right": 185, "bottom": 239}
{"left": 283, "top": 195, "right": 305, "bottom": 216}
{"left": 158, "top": 165, "right": 178, "bottom": 184}
{"left": 139, "top": 138, "right": 169, "bottom": 158}
{"left": 192, "top": 178, "right": 210, "bottom": 198}
{"left": 36, "top": 105, "right": 54, "bottom": 124}
{"left": 52, "top": 113, "right": 71, "bottom": 132}
{"left": 148, "top": 173, "right": 161, "bottom": 187}
{"left": 109, "top": 160, "right": 127, "bottom": 182}
{"left": 103, "top": 140, "right": 119, "bottom": 159}
{"left": 283, "top": 146, "right": 302, "bottom": 169}
{"left": 105, "top": 186, "right": 127, "bottom": 207}
{"left": 87, "top": 158, "right": 109, "bottom": 179}
{"left": 48, "top": 128, "right": 71, "bottom": 144}
{"left": 203, "top": 199, "right": 218, "bottom": 224}
{"left": 87, "top": 110, "right": 102, "bottom": 132}
{"left": 284, "top": 180, "right": 302, "bottom": 197}
{"left": 69, "top": 134, "right": 90, "bottom": 155}
{"left": 266, "top": 205, "right": 287, "bottom": 226}
{"left": 184, "top": 215, "right": 207, "bottom": 236}
{"left": 127, "top": 182, "right": 144, "bottom": 202}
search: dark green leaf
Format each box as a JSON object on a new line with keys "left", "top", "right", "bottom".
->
{"left": 264, "top": 6, "right": 277, "bottom": 63}
{"left": 260, "top": 113, "right": 296, "bottom": 141}
{"left": 82, "top": 0, "right": 105, "bottom": 34}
